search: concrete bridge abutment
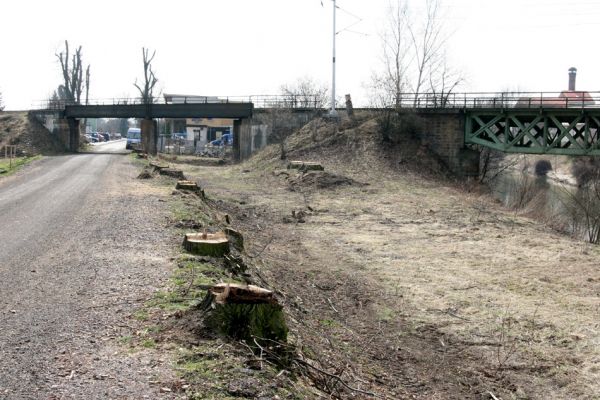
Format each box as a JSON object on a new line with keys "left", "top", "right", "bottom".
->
{"left": 57, "top": 118, "right": 81, "bottom": 152}
{"left": 414, "top": 110, "right": 479, "bottom": 178}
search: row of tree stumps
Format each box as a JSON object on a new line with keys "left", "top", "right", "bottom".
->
{"left": 173, "top": 174, "right": 289, "bottom": 354}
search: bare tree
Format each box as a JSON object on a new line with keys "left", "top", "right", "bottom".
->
{"left": 280, "top": 77, "right": 328, "bottom": 109}
{"left": 428, "top": 53, "right": 463, "bottom": 107}
{"left": 382, "top": 0, "right": 410, "bottom": 107}
{"left": 134, "top": 48, "right": 158, "bottom": 104}
{"left": 371, "top": 0, "right": 458, "bottom": 107}
{"left": 56, "top": 40, "right": 90, "bottom": 105}
{"left": 408, "top": 0, "right": 446, "bottom": 106}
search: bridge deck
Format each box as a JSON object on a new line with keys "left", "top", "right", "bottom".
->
{"left": 62, "top": 102, "right": 254, "bottom": 119}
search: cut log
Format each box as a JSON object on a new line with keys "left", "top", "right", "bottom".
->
{"left": 183, "top": 232, "right": 230, "bottom": 256}
{"left": 159, "top": 168, "right": 186, "bottom": 180}
{"left": 287, "top": 161, "right": 324, "bottom": 171}
{"left": 176, "top": 180, "right": 200, "bottom": 192}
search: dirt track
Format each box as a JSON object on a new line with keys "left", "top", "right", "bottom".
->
{"left": 0, "top": 154, "right": 179, "bottom": 399}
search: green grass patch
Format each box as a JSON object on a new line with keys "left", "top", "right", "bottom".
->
{"left": 376, "top": 306, "right": 396, "bottom": 322}
{"left": 118, "top": 335, "right": 133, "bottom": 345}
{"left": 0, "top": 155, "right": 41, "bottom": 176}
{"left": 141, "top": 339, "right": 156, "bottom": 349}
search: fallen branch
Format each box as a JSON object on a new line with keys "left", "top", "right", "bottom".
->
{"left": 327, "top": 298, "right": 339, "bottom": 314}
{"left": 294, "top": 358, "right": 381, "bottom": 398}
{"left": 426, "top": 308, "right": 471, "bottom": 322}
{"left": 246, "top": 234, "right": 275, "bottom": 259}
{"left": 488, "top": 391, "right": 501, "bottom": 400}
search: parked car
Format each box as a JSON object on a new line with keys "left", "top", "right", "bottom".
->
{"left": 126, "top": 128, "right": 141, "bottom": 150}
{"left": 101, "top": 132, "right": 110, "bottom": 142}
{"left": 209, "top": 133, "right": 233, "bottom": 147}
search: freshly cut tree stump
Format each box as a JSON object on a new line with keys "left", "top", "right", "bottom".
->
{"left": 200, "top": 283, "right": 288, "bottom": 344}
{"left": 160, "top": 168, "right": 186, "bottom": 180}
{"left": 150, "top": 162, "right": 170, "bottom": 172}
{"left": 176, "top": 180, "right": 200, "bottom": 192}
{"left": 183, "top": 231, "right": 230, "bottom": 256}
{"left": 287, "top": 161, "right": 324, "bottom": 171}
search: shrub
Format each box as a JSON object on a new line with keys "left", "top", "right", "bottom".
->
{"left": 377, "top": 110, "right": 424, "bottom": 144}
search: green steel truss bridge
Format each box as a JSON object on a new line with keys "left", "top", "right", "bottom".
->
{"left": 398, "top": 91, "right": 600, "bottom": 156}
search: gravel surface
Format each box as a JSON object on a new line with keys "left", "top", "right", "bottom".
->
{"left": 0, "top": 154, "right": 180, "bottom": 399}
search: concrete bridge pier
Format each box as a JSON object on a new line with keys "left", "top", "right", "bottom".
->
{"left": 57, "top": 118, "right": 81, "bottom": 152}
{"left": 416, "top": 110, "right": 479, "bottom": 178}
{"left": 233, "top": 118, "right": 253, "bottom": 161}
{"left": 141, "top": 119, "right": 157, "bottom": 155}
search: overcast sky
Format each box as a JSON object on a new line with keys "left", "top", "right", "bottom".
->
{"left": 1, "top": 0, "right": 599, "bottom": 110}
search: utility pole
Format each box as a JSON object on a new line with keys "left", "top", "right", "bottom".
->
{"left": 330, "top": 0, "right": 338, "bottom": 118}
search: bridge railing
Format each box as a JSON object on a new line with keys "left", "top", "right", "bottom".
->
{"left": 35, "top": 92, "right": 600, "bottom": 112}
{"left": 388, "top": 91, "right": 600, "bottom": 110}
{"left": 33, "top": 94, "right": 324, "bottom": 111}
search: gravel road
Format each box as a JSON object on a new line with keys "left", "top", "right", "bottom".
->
{"left": 0, "top": 154, "right": 179, "bottom": 399}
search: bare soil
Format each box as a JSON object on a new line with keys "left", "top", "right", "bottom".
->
{"left": 0, "top": 111, "right": 65, "bottom": 155}
{"left": 161, "top": 115, "right": 599, "bottom": 399}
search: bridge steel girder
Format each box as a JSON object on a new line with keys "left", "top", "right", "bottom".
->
{"left": 465, "top": 108, "right": 600, "bottom": 156}
{"left": 62, "top": 102, "right": 254, "bottom": 119}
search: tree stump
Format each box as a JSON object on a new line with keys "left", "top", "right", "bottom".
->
{"left": 137, "top": 167, "right": 153, "bottom": 179}
{"left": 150, "top": 162, "right": 170, "bottom": 172}
{"left": 160, "top": 168, "right": 186, "bottom": 180}
{"left": 287, "top": 161, "right": 324, "bottom": 171}
{"left": 183, "top": 232, "right": 230, "bottom": 256}
{"left": 200, "top": 283, "right": 288, "bottom": 344}
{"left": 176, "top": 180, "right": 200, "bottom": 192}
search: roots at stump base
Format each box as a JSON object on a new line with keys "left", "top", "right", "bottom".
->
{"left": 200, "top": 283, "right": 288, "bottom": 344}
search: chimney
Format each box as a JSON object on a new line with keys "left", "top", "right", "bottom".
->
{"left": 568, "top": 67, "right": 577, "bottom": 91}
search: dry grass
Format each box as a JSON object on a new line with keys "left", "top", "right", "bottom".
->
{"left": 168, "top": 115, "right": 600, "bottom": 399}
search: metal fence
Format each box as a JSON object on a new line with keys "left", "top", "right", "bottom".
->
{"left": 386, "top": 92, "right": 600, "bottom": 110}
{"left": 34, "top": 94, "right": 325, "bottom": 111}
{"left": 34, "top": 92, "right": 600, "bottom": 112}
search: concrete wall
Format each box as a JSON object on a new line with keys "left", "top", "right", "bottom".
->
{"left": 414, "top": 110, "right": 479, "bottom": 177}
{"left": 234, "top": 109, "right": 317, "bottom": 161}
{"left": 54, "top": 118, "right": 81, "bottom": 152}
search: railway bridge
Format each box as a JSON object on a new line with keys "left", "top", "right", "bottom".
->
{"left": 32, "top": 91, "right": 600, "bottom": 176}
{"left": 393, "top": 91, "right": 600, "bottom": 176}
